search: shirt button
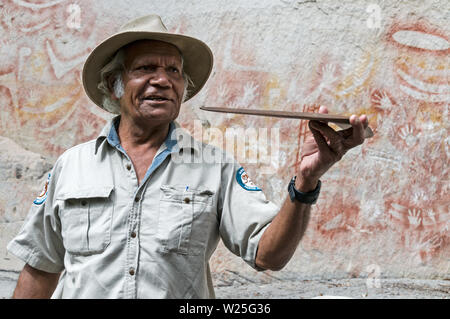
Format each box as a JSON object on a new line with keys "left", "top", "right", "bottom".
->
{"left": 129, "top": 268, "right": 135, "bottom": 276}
{"left": 183, "top": 197, "right": 190, "bottom": 204}
{"left": 126, "top": 164, "right": 132, "bottom": 171}
{"left": 131, "top": 231, "right": 136, "bottom": 238}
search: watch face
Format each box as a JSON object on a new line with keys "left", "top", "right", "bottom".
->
{"left": 288, "top": 178, "right": 321, "bottom": 204}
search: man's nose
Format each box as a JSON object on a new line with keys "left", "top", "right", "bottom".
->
{"left": 149, "top": 68, "right": 171, "bottom": 87}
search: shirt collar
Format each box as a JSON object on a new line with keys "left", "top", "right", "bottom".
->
{"left": 95, "top": 116, "right": 200, "bottom": 155}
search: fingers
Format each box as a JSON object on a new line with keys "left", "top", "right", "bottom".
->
{"left": 318, "top": 105, "right": 329, "bottom": 114}
{"left": 308, "top": 121, "right": 329, "bottom": 154}
{"left": 308, "top": 108, "right": 368, "bottom": 162}
{"left": 310, "top": 120, "right": 343, "bottom": 144}
{"left": 309, "top": 121, "right": 346, "bottom": 159}
{"left": 348, "top": 114, "right": 366, "bottom": 146}
{"left": 360, "top": 114, "right": 368, "bottom": 127}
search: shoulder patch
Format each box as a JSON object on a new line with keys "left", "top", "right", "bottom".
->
{"left": 236, "top": 167, "right": 261, "bottom": 191}
{"left": 33, "top": 173, "right": 51, "bottom": 205}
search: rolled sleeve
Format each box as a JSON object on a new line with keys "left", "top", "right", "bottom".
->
{"left": 218, "top": 161, "right": 279, "bottom": 270}
{"left": 7, "top": 164, "right": 65, "bottom": 273}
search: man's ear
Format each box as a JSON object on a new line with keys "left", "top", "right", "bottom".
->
{"left": 107, "top": 74, "right": 119, "bottom": 100}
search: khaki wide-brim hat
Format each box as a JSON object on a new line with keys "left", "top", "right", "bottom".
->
{"left": 82, "top": 14, "right": 213, "bottom": 113}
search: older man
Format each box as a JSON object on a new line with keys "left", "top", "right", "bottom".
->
{"left": 8, "top": 15, "right": 368, "bottom": 298}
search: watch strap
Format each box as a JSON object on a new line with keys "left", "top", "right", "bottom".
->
{"left": 288, "top": 176, "right": 321, "bottom": 204}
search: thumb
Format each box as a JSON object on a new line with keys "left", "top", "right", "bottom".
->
{"left": 309, "top": 121, "right": 329, "bottom": 153}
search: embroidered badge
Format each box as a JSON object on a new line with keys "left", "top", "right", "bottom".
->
{"left": 236, "top": 167, "right": 261, "bottom": 191}
{"left": 33, "top": 173, "right": 51, "bottom": 205}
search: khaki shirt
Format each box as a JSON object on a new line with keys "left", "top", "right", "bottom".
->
{"left": 7, "top": 117, "right": 279, "bottom": 298}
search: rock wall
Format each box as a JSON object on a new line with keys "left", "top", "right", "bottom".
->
{"left": 0, "top": 0, "right": 448, "bottom": 282}
{"left": 0, "top": 136, "right": 52, "bottom": 270}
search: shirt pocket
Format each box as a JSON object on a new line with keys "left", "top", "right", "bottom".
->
{"left": 57, "top": 186, "right": 114, "bottom": 256}
{"left": 157, "top": 185, "right": 214, "bottom": 255}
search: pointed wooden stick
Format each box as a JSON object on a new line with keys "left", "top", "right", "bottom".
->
{"left": 200, "top": 106, "right": 374, "bottom": 138}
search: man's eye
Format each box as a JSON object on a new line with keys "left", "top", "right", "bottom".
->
{"left": 136, "top": 65, "right": 155, "bottom": 71}
{"left": 170, "top": 67, "right": 180, "bottom": 73}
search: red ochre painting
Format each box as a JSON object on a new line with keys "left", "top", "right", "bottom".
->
{"left": 0, "top": 2, "right": 448, "bottom": 277}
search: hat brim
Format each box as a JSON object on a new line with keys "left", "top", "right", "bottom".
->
{"left": 82, "top": 31, "right": 213, "bottom": 113}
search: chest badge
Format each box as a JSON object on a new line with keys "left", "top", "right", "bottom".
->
{"left": 236, "top": 167, "right": 261, "bottom": 191}
{"left": 33, "top": 173, "right": 51, "bottom": 205}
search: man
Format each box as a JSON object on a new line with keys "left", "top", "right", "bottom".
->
{"left": 7, "top": 15, "right": 368, "bottom": 298}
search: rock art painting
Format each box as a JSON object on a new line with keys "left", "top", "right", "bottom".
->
{"left": 0, "top": 1, "right": 448, "bottom": 278}
{"left": 0, "top": 0, "right": 110, "bottom": 157}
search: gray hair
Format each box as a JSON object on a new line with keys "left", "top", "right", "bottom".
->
{"left": 97, "top": 47, "right": 194, "bottom": 114}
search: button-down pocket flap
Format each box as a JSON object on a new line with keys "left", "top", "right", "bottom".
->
{"left": 158, "top": 185, "right": 215, "bottom": 255}
{"left": 56, "top": 186, "right": 114, "bottom": 200}
{"left": 58, "top": 185, "right": 113, "bottom": 256}
{"left": 160, "top": 185, "right": 214, "bottom": 205}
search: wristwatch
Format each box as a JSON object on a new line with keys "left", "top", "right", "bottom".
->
{"left": 288, "top": 176, "right": 321, "bottom": 204}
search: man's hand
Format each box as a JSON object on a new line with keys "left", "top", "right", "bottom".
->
{"left": 255, "top": 106, "right": 368, "bottom": 271}
{"left": 295, "top": 106, "right": 368, "bottom": 192}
